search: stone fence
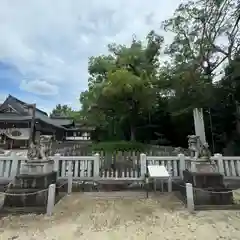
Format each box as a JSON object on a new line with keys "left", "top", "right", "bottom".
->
{"left": 0, "top": 152, "right": 239, "bottom": 181}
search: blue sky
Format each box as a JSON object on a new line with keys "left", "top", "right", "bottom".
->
{"left": 0, "top": 0, "right": 183, "bottom": 114}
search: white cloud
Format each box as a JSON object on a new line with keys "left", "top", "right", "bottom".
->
{"left": 20, "top": 79, "right": 59, "bottom": 95}
{"left": 0, "top": 0, "right": 183, "bottom": 110}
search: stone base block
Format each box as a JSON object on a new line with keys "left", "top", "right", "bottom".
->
{"left": 191, "top": 161, "right": 218, "bottom": 173}
{"left": 183, "top": 169, "right": 224, "bottom": 188}
{"left": 183, "top": 170, "right": 233, "bottom": 205}
{"left": 4, "top": 171, "right": 57, "bottom": 207}
{"left": 21, "top": 160, "right": 54, "bottom": 175}
{"left": 194, "top": 187, "right": 233, "bottom": 205}
{"left": 4, "top": 188, "right": 49, "bottom": 207}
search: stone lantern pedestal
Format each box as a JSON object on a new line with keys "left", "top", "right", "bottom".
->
{"left": 4, "top": 136, "right": 58, "bottom": 210}
{"left": 184, "top": 135, "right": 233, "bottom": 205}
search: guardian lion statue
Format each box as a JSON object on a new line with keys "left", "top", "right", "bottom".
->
{"left": 187, "top": 135, "right": 213, "bottom": 163}
{"left": 39, "top": 135, "right": 52, "bottom": 160}
{"left": 27, "top": 135, "right": 52, "bottom": 160}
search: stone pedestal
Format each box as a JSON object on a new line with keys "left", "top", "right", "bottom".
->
{"left": 183, "top": 169, "right": 233, "bottom": 205}
{"left": 191, "top": 160, "right": 217, "bottom": 173}
{"left": 185, "top": 108, "right": 234, "bottom": 205}
{"left": 4, "top": 159, "right": 58, "bottom": 209}
{"left": 21, "top": 159, "right": 54, "bottom": 175}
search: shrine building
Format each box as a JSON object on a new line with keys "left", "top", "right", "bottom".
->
{"left": 0, "top": 95, "right": 94, "bottom": 149}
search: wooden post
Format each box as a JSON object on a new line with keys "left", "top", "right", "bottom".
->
{"left": 46, "top": 184, "right": 56, "bottom": 216}
{"left": 178, "top": 154, "right": 185, "bottom": 179}
{"left": 27, "top": 103, "right": 36, "bottom": 148}
{"left": 68, "top": 171, "right": 73, "bottom": 195}
{"left": 94, "top": 153, "right": 100, "bottom": 178}
{"left": 214, "top": 153, "right": 224, "bottom": 175}
{"left": 140, "top": 153, "right": 147, "bottom": 178}
{"left": 10, "top": 152, "right": 18, "bottom": 179}
{"left": 186, "top": 183, "right": 194, "bottom": 212}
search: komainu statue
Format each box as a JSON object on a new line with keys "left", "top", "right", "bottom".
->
{"left": 187, "top": 135, "right": 213, "bottom": 163}
{"left": 27, "top": 142, "right": 38, "bottom": 160}
{"left": 39, "top": 135, "right": 52, "bottom": 160}
{"left": 27, "top": 135, "right": 52, "bottom": 161}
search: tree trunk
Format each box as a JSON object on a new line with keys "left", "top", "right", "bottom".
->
{"left": 129, "top": 102, "right": 138, "bottom": 141}
{"left": 235, "top": 101, "right": 240, "bottom": 135}
{"left": 130, "top": 124, "right": 135, "bottom": 141}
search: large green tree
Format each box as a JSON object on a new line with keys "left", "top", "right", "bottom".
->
{"left": 50, "top": 104, "right": 82, "bottom": 121}
{"left": 162, "top": 0, "right": 240, "bottom": 113}
{"left": 76, "top": 0, "right": 240, "bottom": 152}
{"left": 50, "top": 104, "right": 73, "bottom": 117}
{"left": 80, "top": 31, "right": 163, "bottom": 141}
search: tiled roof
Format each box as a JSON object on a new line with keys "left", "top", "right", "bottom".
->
{"left": 0, "top": 95, "right": 95, "bottom": 131}
{"left": 50, "top": 116, "right": 74, "bottom": 126}
{"left": 50, "top": 118, "right": 74, "bottom": 126}
{"left": 0, "top": 114, "right": 32, "bottom": 121}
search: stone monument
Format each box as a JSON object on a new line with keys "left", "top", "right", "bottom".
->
{"left": 187, "top": 108, "right": 217, "bottom": 172}
{"left": 4, "top": 134, "right": 57, "bottom": 209}
{"left": 183, "top": 108, "right": 233, "bottom": 205}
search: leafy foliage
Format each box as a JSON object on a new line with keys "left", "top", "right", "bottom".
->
{"left": 52, "top": 0, "right": 240, "bottom": 154}
{"left": 80, "top": 31, "right": 163, "bottom": 140}
{"left": 50, "top": 104, "right": 82, "bottom": 122}
{"left": 50, "top": 104, "right": 73, "bottom": 117}
{"left": 91, "top": 141, "right": 147, "bottom": 152}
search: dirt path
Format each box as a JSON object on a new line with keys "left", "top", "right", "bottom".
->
{"left": 1, "top": 192, "right": 240, "bottom": 239}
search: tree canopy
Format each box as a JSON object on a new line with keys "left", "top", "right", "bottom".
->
{"left": 50, "top": 104, "right": 82, "bottom": 122}
{"left": 52, "top": 0, "right": 240, "bottom": 154}
{"left": 50, "top": 104, "right": 73, "bottom": 117}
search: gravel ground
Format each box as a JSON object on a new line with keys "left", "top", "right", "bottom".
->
{"left": 1, "top": 192, "right": 240, "bottom": 240}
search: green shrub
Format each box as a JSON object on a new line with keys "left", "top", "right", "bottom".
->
{"left": 91, "top": 141, "right": 147, "bottom": 152}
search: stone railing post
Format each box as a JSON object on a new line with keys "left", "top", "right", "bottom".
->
{"left": 0, "top": 156, "right": 4, "bottom": 177}
{"left": 46, "top": 183, "right": 56, "bottom": 216}
{"left": 94, "top": 153, "right": 100, "bottom": 178}
{"left": 68, "top": 171, "right": 73, "bottom": 195}
{"left": 53, "top": 154, "right": 61, "bottom": 177}
{"left": 178, "top": 153, "right": 185, "bottom": 179}
{"left": 214, "top": 153, "right": 224, "bottom": 175}
{"left": 10, "top": 152, "right": 18, "bottom": 179}
{"left": 186, "top": 183, "right": 194, "bottom": 212}
{"left": 140, "top": 153, "right": 147, "bottom": 178}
